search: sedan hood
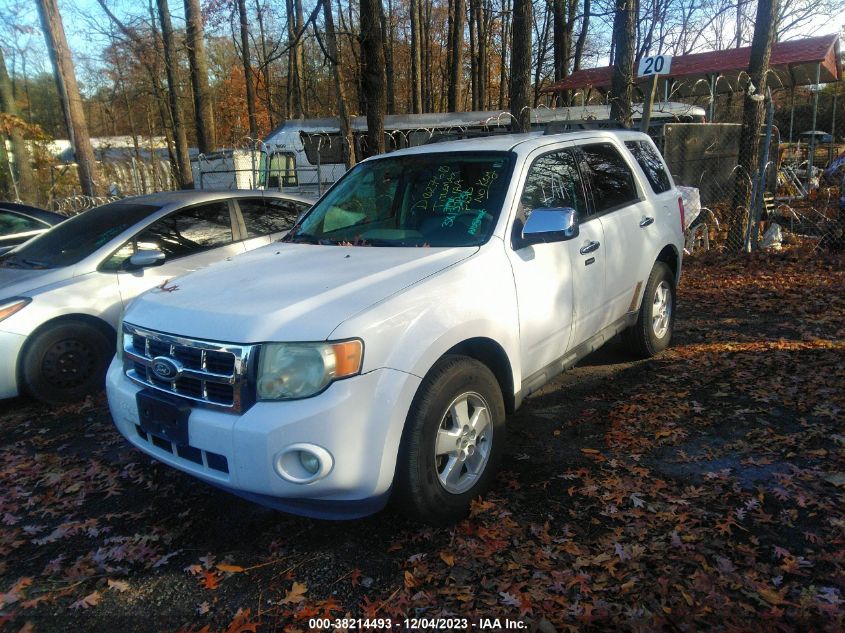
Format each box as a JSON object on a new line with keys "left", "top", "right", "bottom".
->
{"left": 125, "top": 243, "right": 476, "bottom": 342}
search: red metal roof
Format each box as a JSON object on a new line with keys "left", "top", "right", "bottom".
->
{"left": 543, "top": 34, "right": 841, "bottom": 95}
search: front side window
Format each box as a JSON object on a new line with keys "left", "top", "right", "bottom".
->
{"left": 285, "top": 152, "right": 513, "bottom": 247}
{"left": 239, "top": 198, "right": 309, "bottom": 237}
{"left": 579, "top": 143, "right": 639, "bottom": 213}
{"left": 625, "top": 140, "right": 671, "bottom": 194}
{"left": 519, "top": 149, "right": 589, "bottom": 223}
{"left": 135, "top": 202, "right": 234, "bottom": 259}
{"left": 0, "top": 202, "right": 161, "bottom": 269}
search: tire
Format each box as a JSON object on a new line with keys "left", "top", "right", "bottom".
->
{"left": 623, "top": 261, "right": 676, "bottom": 358}
{"left": 393, "top": 355, "right": 506, "bottom": 526}
{"left": 21, "top": 320, "right": 114, "bottom": 404}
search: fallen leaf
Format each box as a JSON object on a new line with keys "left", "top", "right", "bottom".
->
{"left": 279, "top": 581, "right": 307, "bottom": 604}
{"left": 69, "top": 591, "right": 102, "bottom": 610}
{"left": 216, "top": 564, "right": 246, "bottom": 574}
{"left": 107, "top": 579, "right": 130, "bottom": 593}
{"left": 439, "top": 551, "right": 455, "bottom": 567}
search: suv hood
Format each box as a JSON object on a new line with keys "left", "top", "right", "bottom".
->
{"left": 125, "top": 243, "right": 476, "bottom": 342}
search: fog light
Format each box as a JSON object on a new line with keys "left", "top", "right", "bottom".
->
{"left": 273, "top": 443, "right": 334, "bottom": 484}
{"left": 299, "top": 450, "right": 320, "bottom": 474}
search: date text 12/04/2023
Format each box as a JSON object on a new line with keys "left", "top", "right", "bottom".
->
{"left": 307, "top": 617, "right": 528, "bottom": 629}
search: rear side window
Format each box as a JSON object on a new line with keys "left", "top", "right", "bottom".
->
{"left": 625, "top": 140, "right": 672, "bottom": 193}
{"left": 578, "top": 143, "right": 639, "bottom": 213}
{"left": 239, "top": 198, "right": 309, "bottom": 237}
{"left": 0, "top": 211, "right": 47, "bottom": 235}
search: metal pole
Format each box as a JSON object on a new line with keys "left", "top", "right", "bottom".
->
{"left": 832, "top": 85, "right": 838, "bottom": 142}
{"left": 709, "top": 74, "right": 716, "bottom": 122}
{"left": 788, "top": 89, "right": 794, "bottom": 142}
{"left": 807, "top": 62, "right": 821, "bottom": 187}
{"left": 640, "top": 74, "right": 659, "bottom": 132}
{"left": 748, "top": 89, "right": 775, "bottom": 251}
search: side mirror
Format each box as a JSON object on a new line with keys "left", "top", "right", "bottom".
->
{"left": 521, "top": 207, "right": 579, "bottom": 245}
{"left": 129, "top": 249, "right": 166, "bottom": 268}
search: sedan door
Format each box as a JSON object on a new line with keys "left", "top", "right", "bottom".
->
{"left": 112, "top": 200, "right": 245, "bottom": 309}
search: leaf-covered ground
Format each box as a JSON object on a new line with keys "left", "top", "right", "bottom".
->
{"left": 1, "top": 250, "right": 844, "bottom": 632}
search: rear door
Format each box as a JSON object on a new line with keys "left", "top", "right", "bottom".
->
{"left": 578, "top": 142, "right": 653, "bottom": 326}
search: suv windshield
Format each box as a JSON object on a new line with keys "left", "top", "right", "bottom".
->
{"left": 284, "top": 152, "right": 513, "bottom": 247}
{"left": 0, "top": 202, "right": 161, "bottom": 269}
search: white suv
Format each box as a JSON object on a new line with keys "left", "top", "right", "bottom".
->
{"left": 107, "top": 130, "right": 685, "bottom": 524}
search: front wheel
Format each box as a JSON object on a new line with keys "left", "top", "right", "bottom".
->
{"left": 21, "top": 320, "right": 114, "bottom": 404}
{"left": 393, "top": 356, "right": 506, "bottom": 526}
{"left": 623, "top": 261, "right": 676, "bottom": 358}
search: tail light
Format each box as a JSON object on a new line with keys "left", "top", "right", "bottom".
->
{"left": 678, "top": 196, "right": 686, "bottom": 232}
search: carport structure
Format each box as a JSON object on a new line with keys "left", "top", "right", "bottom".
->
{"left": 542, "top": 34, "right": 842, "bottom": 155}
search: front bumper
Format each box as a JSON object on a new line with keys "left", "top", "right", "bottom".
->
{"left": 106, "top": 358, "right": 421, "bottom": 519}
{"left": 0, "top": 330, "right": 26, "bottom": 399}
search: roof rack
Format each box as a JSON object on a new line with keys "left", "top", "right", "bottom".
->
{"left": 543, "top": 120, "right": 625, "bottom": 135}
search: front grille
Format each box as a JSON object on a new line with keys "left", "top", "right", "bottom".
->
{"left": 122, "top": 323, "right": 255, "bottom": 412}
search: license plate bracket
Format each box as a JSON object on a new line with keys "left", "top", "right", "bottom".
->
{"left": 136, "top": 389, "right": 190, "bottom": 446}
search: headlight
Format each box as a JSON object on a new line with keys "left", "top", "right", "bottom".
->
{"left": 257, "top": 339, "right": 363, "bottom": 400}
{"left": 0, "top": 298, "right": 31, "bottom": 323}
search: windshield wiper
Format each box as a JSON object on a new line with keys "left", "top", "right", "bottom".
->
{"left": 23, "top": 259, "right": 52, "bottom": 269}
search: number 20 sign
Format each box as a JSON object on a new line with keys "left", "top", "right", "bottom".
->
{"left": 638, "top": 55, "right": 673, "bottom": 78}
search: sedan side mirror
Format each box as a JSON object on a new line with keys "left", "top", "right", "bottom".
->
{"left": 521, "top": 207, "right": 579, "bottom": 245}
{"left": 129, "top": 249, "right": 166, "bottom": 268}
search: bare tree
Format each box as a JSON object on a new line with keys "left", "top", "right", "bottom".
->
{"left": 446, "top": 0, "right": 464, "bottom": 111}
{"left": 184, "top": 0, "right": 216, "bottom": 152}
{"left": 728, "top": 0, "right": 779, "bottom": 248}
{"left": 37, "top": 0, "right": 99, "bottom": 196}
{"left": 321, "top": 0, "right": 356, "bottom": 167}
{"left": 156, "top": 0, "right": 193, "bottom": 188}
{"left": 236, "top": 0, "right": 259, "bottom": 140}
{"left": 609, "top": 0, "right": 638, "bottom": 127}
{"left": 0, "top": 47, "right": 35, "bottom": 201}
{"left": 359, "top": 0, "right": 386, "bottom": 154}
{"left": 410, "top": 0, "right": 423, "bottom": 113}
{"left": 510, "top": 0, "right": 532, "bottom": 131}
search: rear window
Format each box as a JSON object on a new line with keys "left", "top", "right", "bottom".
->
{"left": 625, "top": 140, "right": 672, "bottom": 194}
{"left": 0, "top": 202, "right": 161, "bottom": 269}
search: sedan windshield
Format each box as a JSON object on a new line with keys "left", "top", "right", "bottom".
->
{"left": 284, "top": 152, "right": 513, "bottom": 247}
{"left": 0, "top": 202, "right": 161, "bottom": 269}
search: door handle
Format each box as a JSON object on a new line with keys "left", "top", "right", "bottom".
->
{"left": 639, "top": 216, "right": 655, "bottom": 227}
{"left": 579, "top": 240, "right": 600, "bottom": 255}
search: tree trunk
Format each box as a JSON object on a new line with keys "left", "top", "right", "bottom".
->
{"left": 410, "top": 0, "right": 423, "bottom": 113}
{"left": 359, "top": 0, "right": 386, "bottom": 155}
{"left": 499, "top": 0, "right": 510, "bottom": 110}
{"left": 0, "top": 47, "right": 35, "bottom": 201}
{"left": 379, "top": 0, "right": 396, "bottom": 115}
{"left": 37, "top": 0, "right": 99, "bottom": 196}
{"left": 573, "top": 0, "right": 590, "bottom": 73}
{"left": 609, "top": 0, "right": 637, "bottom": 128}
{"left": 323, "top": 0, "right": 357, "bottom": 168}
{"left": 157, "top": 0, "right": 193, "bottom": 188}
{"left": 447, "top": 0, "right": 464, "bottom": 112}
{"left": 728, "top": 0, "right": 779, "bottom": 249}
{"left": 286, "top": 0, "right": 304, "bottom": 118}
{"left": 509, "top": 0, "right": 532, "bottom": 131}
{"left": 469, "top": 0, "right": 478, "bottom": 110}
{"left": 184, "top": 0, "right": 216, "bottom": 151}
{"left": 295, "top": 0, "right": 308, "bottom": 114}
{"left": 237, "top": 0, "right": 259, "bottom": 140}
{"left": 254, "top": 0, "right": 275, "bottom": 128}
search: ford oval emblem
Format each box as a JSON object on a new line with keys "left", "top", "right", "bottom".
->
{"left": 151, "top": 356, "right": 182, "bottom": 381}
